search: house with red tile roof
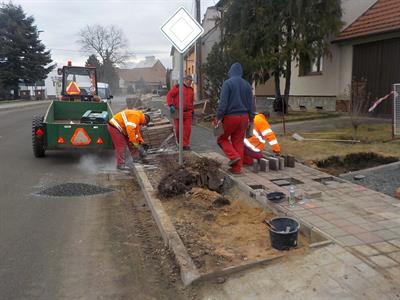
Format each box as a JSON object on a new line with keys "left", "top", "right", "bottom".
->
{"left": 280, "top": 0, "right": 400, "bottom": 115}
{"left": 118, "top": 56, "right": 166, "bottom": 94}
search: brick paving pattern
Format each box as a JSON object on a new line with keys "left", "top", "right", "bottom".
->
{"left": 202, "top": 151, "right": 400, "bottom": 299}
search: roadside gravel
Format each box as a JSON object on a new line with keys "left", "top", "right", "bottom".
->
{"left": 341, "top": 162, "right": 400, "bottom": 198}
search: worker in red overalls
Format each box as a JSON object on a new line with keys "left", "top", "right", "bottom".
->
{"left": 216, "top": 63, "right": 255, "bottom": 174}
{"left": 107, "top": 109, "right": 151, "bottom": 170}
{"left": 243, "top": 112, "right": 280, "bottom": 165}
{"left": 166, "top": 75, "right": 194, "bottom": 150}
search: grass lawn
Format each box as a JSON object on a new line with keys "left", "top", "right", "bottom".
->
{"left": 280, "top": 123, "right": 400, "bottom": 162}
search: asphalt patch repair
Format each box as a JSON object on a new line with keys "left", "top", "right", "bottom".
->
{"left": 146, "top": 154, "right": 308, "bottom": 274}
{"left": 38, "top": 183, "right": 113, "bottom": 197}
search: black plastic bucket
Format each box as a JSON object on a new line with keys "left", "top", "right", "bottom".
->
{"left": 267, "top": 217, "right": 300, "bottom": 250}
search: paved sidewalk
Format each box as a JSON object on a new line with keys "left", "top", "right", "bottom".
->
{"left": 190, "top": 124, "right": 400, "bottom": 299}
{"left": 0, "top": 100, "right": 50, "bottom": 111}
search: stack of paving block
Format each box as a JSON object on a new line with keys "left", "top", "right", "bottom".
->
{"left": 254, "top": 155, "right": 295, "bottom": 173}
{"left": 141, "top": 114, "right": 174, "bottom": 149}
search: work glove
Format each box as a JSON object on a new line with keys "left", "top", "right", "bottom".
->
{"left": 213, "top": 118, "right": 221, "bottom": 127}
{"left": 138, "top": 145, "right": 147, "bottom": 158}
{"left": 131, "top": 142, "right": 140, "bottom": 148}
{"left": 272, "top": 144, "right": 281, "bottom": 155}
{"left": 169, "top": 105, "right": 176, "bottom": 114}
{"left": 246, "top": 122, "right": 254, "bottom": 138}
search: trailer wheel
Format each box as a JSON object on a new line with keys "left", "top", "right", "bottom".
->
{"left": 32, "top": 115, "right": 45, "bottom": 157}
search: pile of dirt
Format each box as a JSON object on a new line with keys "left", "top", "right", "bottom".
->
{"left": 315, "top": 152, "right": 398, "bottom": 175}
{"left": 158, "top": 168, "right": 197, "bottom": 198}
{"left": 157, "top": 155, "right": 225, "bottom": 198}
{"left": 162, "top": 187, "right": 301, "bottom": 273}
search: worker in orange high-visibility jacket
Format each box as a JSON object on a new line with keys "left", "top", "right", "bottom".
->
{"left": 107, "top": 109, "right": 151, "bottom": 170}
{"left": 243, "top": 112, "right": 280, "bottom": 165}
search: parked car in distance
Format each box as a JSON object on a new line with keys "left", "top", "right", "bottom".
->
{"left": 98, "top": 82, "right": 113, "bottom": 103}
{"left": 152, "top": 88, "right": 168, "bottom": 96}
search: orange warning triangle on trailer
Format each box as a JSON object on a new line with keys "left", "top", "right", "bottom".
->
{"left": 71, "top": 128, "right": 91, "bottom": 145}
{"left": 66, "top": 81, "right": 81, "bottom": 95}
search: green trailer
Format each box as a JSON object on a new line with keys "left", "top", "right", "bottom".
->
{"left": 32, "top": 63, "right": 114, "bottom": 157}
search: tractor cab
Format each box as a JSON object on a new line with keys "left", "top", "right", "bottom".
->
{"left": 58, "top": 62, "right": 99, "bottom": 102}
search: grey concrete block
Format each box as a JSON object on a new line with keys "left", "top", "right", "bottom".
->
{"left": 253, "top": 161, "right": 260, "bottom": 173}
{"left": 266, "top": 157, "right": 279, "bottom": 171}
{"left": 278, "top": 157, "right": 285, "bottom": 170}
{"left": 286, "top": 155, "right": 296, "bottom": 168}
{"left": 259, "top": 158, "right": 269, "bottom": 172}
{"left": 304, "top": 190, "right": 322, "bottom": 199}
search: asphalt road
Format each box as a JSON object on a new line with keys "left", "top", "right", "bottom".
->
{"left": 0, "top": 98, "right": 189, "bottom": 300}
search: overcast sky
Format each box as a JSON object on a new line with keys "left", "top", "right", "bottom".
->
{"left": 11, "top": 0, "right": 217, "bottom": 69}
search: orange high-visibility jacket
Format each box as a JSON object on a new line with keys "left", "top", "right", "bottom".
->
{"left": 244, "top": 113, "right": 280, "bottom": 153}
{"left": 109, "top": 110, "right": 145, "bottom": 144}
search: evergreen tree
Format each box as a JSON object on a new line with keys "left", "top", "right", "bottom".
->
{"left": 216, "top": 0, "right": 342, "bottom": 111}
{"left": 0, "top": 2, "right": 54, "bottom": 99}
{"left": 85, "top": 54, "right": 101, "bottom": 70}
{"left": 101, "top": 59, "right": 119, "bottom": 94}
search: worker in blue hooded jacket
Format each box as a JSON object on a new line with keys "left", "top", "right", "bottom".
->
{"left": 216, "top": 62, "right": 255, "bottom": 174}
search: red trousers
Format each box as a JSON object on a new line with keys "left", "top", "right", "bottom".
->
{"left": 217, "top": 114, "right": 249, "bottom": 172}
{"left": 174, "top": 117, "right": 192, "bottom": 147}
{"left": 107, "top": 124, "right": 138, "bottom": 166}
{"left": 244, "top": 147, "right": 264, "bottom": 165}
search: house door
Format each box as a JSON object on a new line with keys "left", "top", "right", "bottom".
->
{"left": 352, "top": 37, "right": 400, "bottom": 115}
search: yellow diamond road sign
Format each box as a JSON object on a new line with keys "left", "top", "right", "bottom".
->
{"left": 161, "top": 7, "right": 204, "bottom": 53}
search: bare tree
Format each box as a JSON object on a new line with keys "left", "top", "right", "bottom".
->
{"left": 78, "top": 24, "right": 132, "bottom": 65}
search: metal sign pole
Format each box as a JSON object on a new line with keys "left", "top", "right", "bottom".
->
{"left": 179, "top": 53, "right": 184, "bottom": 165}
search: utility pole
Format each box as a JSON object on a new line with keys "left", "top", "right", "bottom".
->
{"left": 195, "top": 0, "right": 202, "bottom": 102}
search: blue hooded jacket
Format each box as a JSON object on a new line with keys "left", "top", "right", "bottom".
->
{"left": 216, "top": 63, "right": 255, "bottom": 121}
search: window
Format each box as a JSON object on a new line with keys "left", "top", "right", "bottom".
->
{"left": 299, "top": 55, "right": 323, "bottom": 76}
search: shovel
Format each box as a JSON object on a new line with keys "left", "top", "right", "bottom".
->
{"left": 292, "top": 133, "right": 360, "bottom": 143}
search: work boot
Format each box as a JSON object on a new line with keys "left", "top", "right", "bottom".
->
{"left": 228, "top": 157, "right": 241, "bottom": 166}
{"left": 183, "top": 146, "right": 191, "bottom": 151}
{"left": 117, "top": 165, "right": 130, "bottom": 171}
{"left": 228, "top": 168, "right": 242, "bottom": 175}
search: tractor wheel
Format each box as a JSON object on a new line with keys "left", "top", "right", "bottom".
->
{"left": 32, "top": 115, "right": 45, "bottom": 157}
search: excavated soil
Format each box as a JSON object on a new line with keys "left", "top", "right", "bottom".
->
{"left": 314, "top": 152, "right": 398, "bottom": 176}
{"left": 145, "top": 153, "right": 308, "bottom": 274}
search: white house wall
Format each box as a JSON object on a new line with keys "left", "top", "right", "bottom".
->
{"left": 276, "top": 0, "right": 377, "bottom": 111}
{"left": 201, "top": 28, "right": 221, "bottom": 64}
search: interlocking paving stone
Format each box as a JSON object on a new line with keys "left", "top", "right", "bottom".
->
{"left": 388, "top": 252, "right": 400, "bottom": 264}
{"left": 369, "top": 255, "right": 399, "bottom": 268}
{"left": 353, "top": 262, "right": 380, "bottom": 278}
{"left": 372, "top": 229, "right": 399, "bottom": 240}
{"left": 387, "top": 266, "right": 400, "bottom": 280}
{"left": 342, "top": 225, "right": 367, "bottom": 235}
{"left": 390, "top": 226, "right": 400, "bottom": 235}
{"left": 358, "top": 222, "right": 387, "bottom": 231}
{"left": 388, "top": 239, "right": 400, "bottom": 248}
{"left": 376, "top": 220, "right": 400, "bottom": 229}
{"left": 336, "top": 235, "right": 364, "bottom": 247}
{"left": 370, "top": 241, "right": 399, "bottom": 253}
{"left": 323, "top": 227, "right": 348, "bottom": 238}
{"left": 356, "top": 232, "right": 384, "bottom": 244}
{"left": 336, "top": 251, "right": 364, "bottom": 266}
{"left": 309, "top": 207, "right": 329, "bottom": 215}
{"left": 349, "top": 216, "right": 369, "bottom": 225}
{"left": 330, "top": 219, "right": 354, "bottom": 228}
{"left": 320, "top": 213, "right": 340, "bottom": 221}
{"left": 352, "top": 245, "right": 380, "bottom": 256}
